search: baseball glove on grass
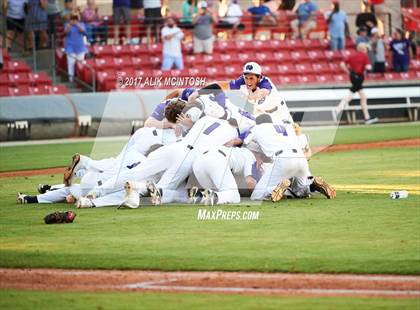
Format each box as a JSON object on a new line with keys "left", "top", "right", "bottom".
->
{"left": 44, "top": 211, "right": 76, "bottom": 224}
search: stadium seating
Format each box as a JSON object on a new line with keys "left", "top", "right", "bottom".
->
{"left": 0, "top": 48, "right": 68, "bottom": 97}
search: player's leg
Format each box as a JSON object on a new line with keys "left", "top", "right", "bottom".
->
{"left": 290, "top": 19, "right": 299, "bottom": 39}
{"left": 17, "top": 186, "right": 72, "bottom": 204}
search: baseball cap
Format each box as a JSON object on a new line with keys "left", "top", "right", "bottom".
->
{"left": 198, "top": 1, "right": 207, "bottom": 8}
{"left": 243, "top": 62, "right": 262, "bottom": 76}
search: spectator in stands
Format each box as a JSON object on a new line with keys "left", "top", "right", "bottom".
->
{"left": 217, "top": 0, "right": 244, "bottom": 35}
{"left": 180, "top": 0, "right": 198, "bottom": 28}
{"left": 161, "top": 17, "right": 184, "bottom": 70}
{"left": 338, "top": 43, "right": 378, "bottom": 125}
{"left": 248, "top": 0, "right": 276, "bottom": 27}
{"left": 4, "top": 0, "right": 27, "bottom": 50}
{"left": 370, "top": 27, "right": 385, "bottom": 73}
{"left": 325, "top": 0, "right": 349, "bottom": 51}
{"left": 290, "top": 0, "right": 318, "bottom": 39}
{"left": 113, "top": 0, "right": 131, "bottom": 44}
{"left": 264, "top": 0, "right": 281, "bottom": 16}
{"left": 355, "top": 3, "right": 377, "bottom": 36}
{"left": 355, "top": 26, "right": 369, "bottom": 45}
{"left": 130, "top": 0, "right": 143, "bottom": 18}
{"left": 46, "top": 0, "right": 61, "bottom": 46}
{"left": 368, "top": 0, "right": 386, "bottom": 33}
{"left": 192, "top": 1, "right": 214, "bottom": 54}
{"left": 61, "top": 0, "right": 74, "bottom": 23}
{"left": 25, "top": 0, "right": 49, "bottom": 49}
{"left": 144, "top": 0, "right": 162, "bottom": 43}
{"left": 389, "top": 29, "right": 412, "bottom": 73}
{"left": 82, "top": 0, "right": 108, "bottom": 45}
{"left": 64, "top": 12, "right": 87, "bottom": 82}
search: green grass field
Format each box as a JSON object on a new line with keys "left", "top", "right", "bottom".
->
{"left": 0, "top": 123, "right": 419, "bottom": 309}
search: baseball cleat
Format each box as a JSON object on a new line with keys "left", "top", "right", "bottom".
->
{"left": 188, "top": 186, "right": 204, "bottom": 204}
{"left": 365, "top": 117, "right": 379, "bottom": 125}
{"left": 271, "top": 179, "right": 291, "bottom": 202}
{"left": 85, "top": 191, "right": 97, "bottom": 200}
{"left": 76, "top": 197, "right": 95, "bottom": 208}
{"left": 146, "top": 180, "right": 162, "bottom": 205}
{"left": 63, "top": 153, "right": 81, "bottom": 186}
{"left": 118, "top": 181, "right": 140, "bottom": 209}
{"left": 16, "top": 192, "right": 28, "bottom": 204}
{"left": 37, "top": 184, "right": 51, "bottom": 194}
{"left": 202, "top": 189, "right": 218, "bottom": 206}
{"left": 312, "top": 176, "right": 336, "bottom": 199}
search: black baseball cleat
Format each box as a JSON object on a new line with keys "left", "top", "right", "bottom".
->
{"left": 146, "top": 181, "right": 162, "bottom": 205}
{"left": 202, "top": 189, "right": 218, "bottom": 206}
{"left": 37, "top": 184, "right": 51, "bottom": 194}
{"left": 188, "top": 186, "right": 204, "bottom": 204}
{"left": 312, "top": 176, "right": 336, "bottom": 199}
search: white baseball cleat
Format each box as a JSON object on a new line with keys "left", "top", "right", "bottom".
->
{"left": 118, "top": 181, "right": 140, "bottom": 209}
{"left": 202, "top": 189, "right": 218, "bottom": 206}
{"left": 146, "top": 180, "right": 161, "bottom": 205}
{"left": 76, "top": 197, "right": 94, "bottom": 208}
{"left": 16, "top": 192, "right": 28, "bottom": 204}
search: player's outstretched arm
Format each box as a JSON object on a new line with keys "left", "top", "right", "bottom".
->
{"left": 245, "top": 176, "right": 257, "bottom": 190}
{"left": 144, "top": 116, "right": 175, "bottom": 129}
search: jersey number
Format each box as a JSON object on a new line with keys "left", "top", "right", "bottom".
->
{"left": 273, "top": 125, "right": 288, "bottom": 136}
{"left": 203, "top": 122, "right": 220, "bottom": 135}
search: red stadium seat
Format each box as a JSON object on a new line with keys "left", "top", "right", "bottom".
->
{"left": 220, "top": 53, "right": 240, "bottom": 64}
{"left": 55, "top": 48, "right": 67, "bottom": 73}
{"left": 262, "top": 64, "right": 280, "bottom": 76}
{"left": 9, "top": 73, "right": 31, "bottom": 86}
{"left": 112, "top": 45, "right": 131, "bottom": 57}
{"left": 298, "top": 75, "right": 317, "bottom": 84}
{"left": 0, "top": 73, "right": 11, "bottom": 86}
{"left": 238, "top": 52, "right": 256, "bottom": 63}
{"left": 273, "top": 51, "right": 293, "bottom": 63}
{"left": 130, "top": 44, "right": 150, "bottom": 56}
{"left": 114, "top": 57, "right": 133, "bottom": 69}
{"left": 291, "top": 51, "right": 311, "bottom": 62}
{"left": 76, "top": 59, "right": 95, "bottom": 84}
{"left": 51, "top": 85, "right": 69, "bottom": 94}
{"left": 149, "top": 43, "right": 163, "bottom": 55}
{"left": 235, "top": 40, "right": 256, "bottom": 52}
{"left": 0, "top": 86, "right": 9, "bottom": 96}
{"left": 278, "top": 63, "right": 299, "bottom": 75}
{"left": 215, "top": 40, "right": 236, "bottom": 52}
{"left": 333, "top": 74, "right": 348, "bottom": 83}
{"left": 313, "top": 62, "right": 332, "bottom": 74}
{"left": 256, "top": 52, "right": 274, "bottom": 63}
{"left": 29, "top": 71, "right": 51, "bottom": 86}
{"left": 278, "top": 75, "right": 299, "bottom": 85}
{"left": 224, "top": 66, "right": 236, "bottom": 78}
{"left": 324, "top": 50, "right": 343, "bottom": 61}
{"left": 295, "top": 63, "right": 314, "bottom": 75}
{"left": 308, "top": 50, "right": 327, "bottom": 62}
{"left": 95, "top": 57, "right": 115, "bottom": 69}
{"left": 9, "top": 86, "right": 31, "bottom": 96}
{"left": 284, "top": 39, "right": 305, "bottom": 51}
{"left": 149, "top": 56, "right": 161, "bottom": 68}
{"left": 29, "top": 85, "right": 51, "bottom": 95}
{"left": 92, "top": 45, "right": 114, "bottom": 57}
{"left": 131, "top": 56, "right": 153, "bottom": 69}
{"left": 4, "top": 60, "right": 31, "bottom": 73}
{"left": 2, "top": 48, "right": 11, "bottom": 61}
{"left": 316, "top": 74, "right": 334, "bottom": 83}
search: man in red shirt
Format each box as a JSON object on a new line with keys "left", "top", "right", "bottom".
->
{"left": 338, "top": 42, "right": 378, "bottom": 124}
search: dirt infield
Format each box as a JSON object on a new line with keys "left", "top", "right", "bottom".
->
{"left": 0, "top": 138, "right": 418, "bottom": 179}
{"left": 1, "top": 269, "right": 419, "bottom": 298}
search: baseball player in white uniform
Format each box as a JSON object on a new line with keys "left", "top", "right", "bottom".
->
{"left": 191, "top": 146, "right": 260, "bottom": 205}
{"left": 244, "top": 114, "right": 309, "bottom": 201}
{"left": 82, "top": 115, "right": 238, "bottom": 207}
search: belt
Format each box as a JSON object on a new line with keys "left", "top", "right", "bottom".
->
{"left": 202, "top": 149, "right": 226, "bottom": 157}
{"left": 187, "top": 145, "right": 194, "bottom": 150}
{"left": 275, "top": 149, "right": 297, "bottom": 156}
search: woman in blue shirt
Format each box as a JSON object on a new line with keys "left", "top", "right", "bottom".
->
{"left": 64, "top": 12, "right": 87, "bottom": 82}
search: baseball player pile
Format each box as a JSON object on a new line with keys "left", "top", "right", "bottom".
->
{"left": 17, "top": 62, "right": 336, "bottom": 208}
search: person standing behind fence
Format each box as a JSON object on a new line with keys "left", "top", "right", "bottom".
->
{"left": 25, "top": 0, "right": 48, "bottom": 49}
{"left": 4, "top": 0, "right": 27, "bottom": 50}
{"left": 46, "top": 0, "right": 61, "bottom": 46}
{"left": 64, "top": 12, "right": 87, "bottom": 82}
{"left": 82, "top": 0, "right": 107, "bottom": 45}
{"left": 180, "top": 0, "right": 198, "bottom": 28}
{"left": 193, "top": 1, "right": 214, "bottom": 54}
{"left": 143, "top": 0, "right": 162, "bottom": 43}
{"left": 161, "top": 17, "right": 184, "bottom": 70}
{"left": 112, "top": 0, "right": 131, "bottom": 44}
{"left": 389, "top": 29, "right": 412, "bottom": 73}
{"left": 290, "top": 0, "right": 317, "bottom": 39}
{"left": 370, "top": 27, "right": 385, "bottom": 73}
{"left": 338, "top": 43, "right": 378, "bottom": 125}
{"left": 325, "top": 0, "right": 349, "bottom": 51}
